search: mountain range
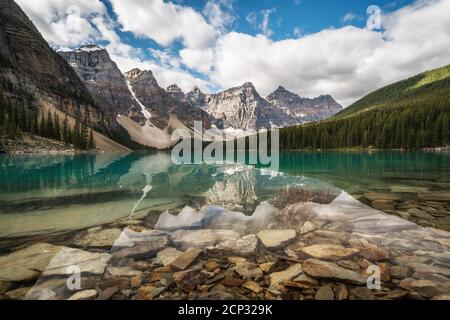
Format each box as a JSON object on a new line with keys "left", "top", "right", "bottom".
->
{"left": 0, "top": 0, "right": 343, "bottom": 151}
{"left": 58, "top": 44, "right": 342, "bottom": 149}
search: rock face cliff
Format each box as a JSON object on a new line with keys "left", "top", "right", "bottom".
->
{"left": 58, "top": 45, "right": 142, "bottom": 122}
{"left": 185, "top": 82, "right": 297, "bottom": 131}
{"left": 266, "top": 86, "right": 343, "bottom": 123}
{"left": 0, "top": 0, "right": 129, "bottom": 151}
{"left": 182, "top": 84, "right": 342, "bottom": 131}
{"left": 57, "top": 44, "right": 215, "bottom": 148}
{"left": 125, "top": 68, "right": 213, "bottom": 131}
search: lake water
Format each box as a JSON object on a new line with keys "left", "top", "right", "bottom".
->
{"left": 1, "top": 150, "right": 449, "bottom": 239}
{"left": 0, "top": 151, "right": 449, "bottom": 300}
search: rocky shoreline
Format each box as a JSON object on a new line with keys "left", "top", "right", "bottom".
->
{"left": 0, "top": 192, "right": 449, "bottom": 301}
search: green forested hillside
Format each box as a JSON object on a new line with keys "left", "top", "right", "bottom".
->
{"left": 280, "top": 64, "right": 450, "bottom": 150}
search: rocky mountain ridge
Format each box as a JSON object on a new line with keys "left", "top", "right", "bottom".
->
{"left": 177, "top": 84, "right": 342, "bottom": 131}
{"left": 0, "top": 0, "right": 129, "bottom": 152}
{"left": 266, "top": 86, "right": 343, "bottom": 123}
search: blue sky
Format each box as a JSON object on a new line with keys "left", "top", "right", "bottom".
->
{"left": 16, "top": 0, "right": 450, "bottom": 106}
{"left": 101, "top": 0, "right": 415, "bottom": 58}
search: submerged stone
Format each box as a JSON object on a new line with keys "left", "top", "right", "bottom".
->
{"left": 170, "top": 248, "right": 202, "bottom": 271}
{"left": 206, "top": 234, "right": 260, "bottom": 257}
{"left": 68, "top": 289, "right": 98, "bottom": 300}
{"left": 303, "top": 259, "right": 366, "bottom": 285}
{"left": 171, "top": 229, "right": 241, "bottom": 250}
{"left": 269, "top": 264, "right": 303, "bottom": 290}
{"left": 72, "top": 228, "right": 122, "bottom": 248}
{"left": 257, "top": 229, "right": 297, "bottom": 249}
{"left": 0, "top": 243, "right": 61, "bottom": 281}
{"left": 300, "top": 244, "right": 359, "bottom": 261}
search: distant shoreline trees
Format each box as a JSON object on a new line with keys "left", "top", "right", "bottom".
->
{"left": 0, "top": 90, "right": 96, "bottom": 150}
{"left": 279, "top": 103, "right": 450, "bottom": 150}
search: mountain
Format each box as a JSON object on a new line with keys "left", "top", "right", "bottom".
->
{"left": 58, "top": 46, "right": 213, "bottom": 149}
{"left": 279, "top": 64, "right": 450, "bottom": 150}
{"left": 334, "top": 64, "right": 450, "bottom": 119}
{"left": 125, "top": 68, "right": 214, "bottom": 131}
{"left": 166, "top": 84, "right": 187, "bottom": 102}
{"left": 266, "top": 86, "right": 342, "bottom": 123}
{"left": 184, "top": 82, "right": 298, "bottom": 131}
{"left": 0, "top": 0, "right": 129, "bottom": 152}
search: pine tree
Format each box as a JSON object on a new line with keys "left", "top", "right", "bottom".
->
{"left": 39, "top": 112, "right": 46, "bottom": 137}
{"left": 31, "top": 109, "right": 39, "bottom": 135}
{"left": 62, "top": 114, "right": 70, "bottom": 143}
{"left": 80, "top": 119, "right": 88, "bottom": 150}
{"left": 54, "top": 112, "right": 61, "bottom": 141}
{"left": 88, "top": 127, "right": 96, "bottom": 150}
{"left": 19, "top": 103, "right": 27, "bottom": 131}
{"left": 73, "top": 119, "right": 81, "bottom": 149}
{"left": 46, "top": 110, "right": 54, "bottom": 139}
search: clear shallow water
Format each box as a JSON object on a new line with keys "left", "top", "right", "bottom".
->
{"left": 0, "top": 150, "right": 449, "bottom": 238}
{"left": 1, "top": 151, "right": 450, "bottom": 300}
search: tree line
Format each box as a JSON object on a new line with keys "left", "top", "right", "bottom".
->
{"left": 0, "top": 91, "right": 96, "bottom": 150}
{"left": 279, "top": 101, "right": 450, "bottom": 150}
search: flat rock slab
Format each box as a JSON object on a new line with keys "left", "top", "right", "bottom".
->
{"left": 300, "top": 244, "right": 359, "bottom": 261}
{"left": 257, "top": 229, "right": 297, "bottom": 249}
{"left": 0, "top": 243, "right": 61, "bottom": 281}
{"left": 68, "top": 289, "right": 98, "bottom": 300}
{"left": 170, "top": 248, "right": 202, "bottom": 271}
{"left": 232, "top": 258, "right": 263, "bottom": 280}
{"left": 43, "top": 247, "right": 112, "bottom": 276}
{"left": 154, "top": 247, "right": 182, "bottom": 266}
{"left": 303, "top": 259, "right": 366, "bottom": 285}
{"left": 206, "top": 234, "right": 260, "bottom": 257}
{"left": 107, "top": 266, "right": 142, "bottom": 277}
{"left": 72, "top": 228, "right": 122, "bottom": 248}
{"left": 171, "top": 229, "right": 241, "bottom": 250}
{"left": 113, "top": 237, "right": 168, "bottom": 259}
{"left": 269, "top": 264, "right": 303, "bottom": 290}
{"left": 113, "top": 228, "right": 168, "bottom": 248}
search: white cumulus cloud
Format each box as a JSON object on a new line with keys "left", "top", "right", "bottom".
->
{"left": 109, "top": 0, "right": 217, "bottom": 50}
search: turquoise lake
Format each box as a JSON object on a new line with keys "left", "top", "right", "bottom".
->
{"left": 0, "top": 150, "right": 449, "bottom": 239}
